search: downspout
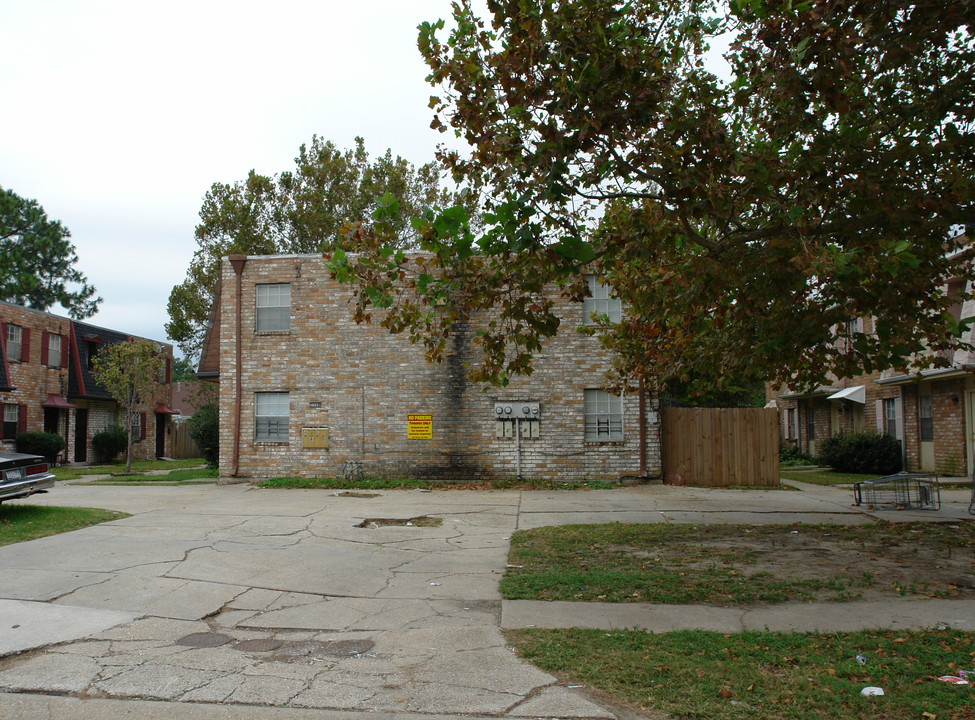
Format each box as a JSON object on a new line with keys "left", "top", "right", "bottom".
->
{"left": 638, "top": 377, "right": 647, "bottom": 477}
{"left": 229, "top": 255, "right": 247, "bottom": 477}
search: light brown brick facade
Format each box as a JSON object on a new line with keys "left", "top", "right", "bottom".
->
{"left": 203, "top": 254, "right": 661, "bottom": 481}
{"left": 0, "top": 301, "right": 174, "bottom": 464}
{"left": 768, "top": 323, "right": 975, "bottom": 476}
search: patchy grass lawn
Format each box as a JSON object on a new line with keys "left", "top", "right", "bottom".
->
{"left": 501, "top": 522, "right": 975, "bottom": 604}
{"left": 0, "top": 505, "right": 130, "bottom": 546}
{"left": 506, "top": 627, "right": 975, "bottom": 720}
{"left": 779, "top": 469, "right": 879, "bottom": 486}
{"left": 84, "top": 467, "right": 218, "bottom": 485}
{"left": 258, "top": 476, "right": 616, "bottom": 491}
{"left": 53, "top": 458, "right": 206, "bottom": 481}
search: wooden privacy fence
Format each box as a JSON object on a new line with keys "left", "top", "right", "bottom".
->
{"left": 661, "top": 407, "right": 780, "bottom": 487}
{"left": 171, "top": 421, "right": 201, "bottom": 460}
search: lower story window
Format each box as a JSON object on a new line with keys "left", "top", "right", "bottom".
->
{"left": 3, "top": 404, "right": 18, "bottom": 439}
{"left": 918, "top": 395, "right": 933, "bottom": 441}
{"left": 256, "top": 392, "right": 290, "bottom": 442}
{"left": 584, "top": 389, "right": 623, "bottom": 441}
{"left": 883, "top": 397, "right": 898, "bottom": 438}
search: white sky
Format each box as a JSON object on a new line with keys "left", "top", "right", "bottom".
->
{"left": 1, "top": 0, "right": 475, "bottom": 353}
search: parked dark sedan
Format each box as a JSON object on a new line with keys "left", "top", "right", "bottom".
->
{"left": 0, "top": 451, "right": 56, "bottom": 504}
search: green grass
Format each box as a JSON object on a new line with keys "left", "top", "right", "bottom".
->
{"left": 257, "top": 476, "right": 616, "bottom": 491}
{"left": 0, "top": 505, "right": 130, "bottom": 546}
{"left": 780, "top": 469, "right": 880, "bottom": 486}
{"left": 53, "top": 458, "right": 206, "bottom": 481}
{"left": 506, "top": 627, "right": 975, "bottom": 720}
{"left": 85, "top": 467, "right": 219, "bottom": 485}
{"left": 501, "top": 522, "right": 975, "bottom": 604}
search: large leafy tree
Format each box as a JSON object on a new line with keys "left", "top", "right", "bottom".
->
{"left": 0, "top": 187, "right": 100, "bottom": 318}
{"left": 332, "top": 0, "right": 975, "bottom": 391}
{"left": 166, "top": 136, "right": 457, "bottom": 360}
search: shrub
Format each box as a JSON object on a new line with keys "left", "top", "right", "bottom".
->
{"left": 779, "top": 444, "right": 813, "bottom": 466}
{"left": 818, "top": 431, "right": 902, "bottom": 475}
{"left": 91, "top": 425, "right": 128, "bottom": 463}
{"left": 15, "top": 432, "right": 65, "bottom": 462}
{"left": 188, "top": 404, "right": 219, "bottom": 468}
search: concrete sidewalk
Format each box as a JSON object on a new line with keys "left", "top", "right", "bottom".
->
{"left": 0, "top": 480, "right": 971, "bottom": 719}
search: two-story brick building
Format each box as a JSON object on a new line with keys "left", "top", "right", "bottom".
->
{"left": 0, "top": 301, "right": 175, "bottom": 463}
{"left": 197, "top": 253, "right": 661, "bottom": 481}
{"left": 768, "top": 236, "right": 975, "bottom": 476}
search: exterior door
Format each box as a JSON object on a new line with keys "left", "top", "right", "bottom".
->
{"left": 74, "top": 409, "right": 88, "bottom": 462}
{"left": 155, "top": 413, "right": 166, "bottom": 458}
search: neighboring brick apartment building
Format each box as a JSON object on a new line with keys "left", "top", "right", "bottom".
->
{"left": 0, "top": 301, "right": 175, "bottom": 464}
{"left": 196, "top": 253, "right": 661, "bottom": 481}
{"left": 768, "top": 238, "right": 975, "bottom": 476}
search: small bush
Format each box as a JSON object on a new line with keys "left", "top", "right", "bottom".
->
{"left": 779, "top": 444, "right": 813, "bottom": 466}
{"left": 818, "top": 431, "right": 902, "bottom": 475}
{"left": 188, "top": 404, "right": 218, "bottom": 468}
{"left": 91, "top": 425, "right": 128, "bottom": 463}
{"left": 15, "top": 432, "right": 65, "bottom": 462}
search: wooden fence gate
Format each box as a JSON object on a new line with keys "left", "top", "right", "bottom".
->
{"left": 171, "top": 421, "right": 201, "bottom": 460}
{"left": 661, "top": 407, "right": 780, "bottom": 487}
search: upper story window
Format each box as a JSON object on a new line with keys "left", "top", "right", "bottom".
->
{"left": 6, "top": 324, "right": 22, "bottom": 362}
{"left": 86, "top": 341, "right": 99, "bottom": 370}
{"left": 256, "top": 283, "right": 291, "bottom": 332}
{"left": 584, "top": 389, "right": 623, "bottom": 441}
{"left": 45, "top": 333, "right": 62, "bottom": 367}
{"left": 583, "top": 276, "right": 621, "bottom": 325}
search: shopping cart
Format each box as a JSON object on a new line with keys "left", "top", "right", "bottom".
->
{"left": 853, "top": 472, "right": 941, "bottom": 511}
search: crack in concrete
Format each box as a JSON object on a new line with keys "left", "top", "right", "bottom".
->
{"left": 45, "top": 573, "right": 117, "bottom": 604}
{"left": 502, "top": 679, "right": 558, "bottom": 715}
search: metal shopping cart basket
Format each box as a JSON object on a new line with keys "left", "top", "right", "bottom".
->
{"left": 853, "top": 472, "right": 941, "bottom": 511}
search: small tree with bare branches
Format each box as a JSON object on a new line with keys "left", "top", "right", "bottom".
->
{"left": 91, "top": 338, "right": 164, "bottom": 473}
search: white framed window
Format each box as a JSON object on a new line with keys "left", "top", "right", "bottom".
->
{"left": 918, "top": 395, "right": 933, "bottom": 442}
{"left": 786, "top": 408, "right": 798, "bottom": 439}
{"left": 256, "top": 283, "right": 291, "bottom": 332}
{"left": 3, "top": 404, "right": 19, "bottom": 438}
{"left": 129, "top": 413, "right": 141, "bottom": 443}
{"left": 583, "top": 276, "right": 621, "bottom": 325}
{"left": 255, "top": 392, "right": 290, "bottom": 442}
{"left": 584, "top": 389, "right": 623, "bottom": 441}
{"left": 7, "top": 324, "right": 22, "bottom": 362}
{"left": 883, "top": 397, "right": 897, "bottom": 438}
{"left": 47, "top": 333, "right": 62, "bottom": 367}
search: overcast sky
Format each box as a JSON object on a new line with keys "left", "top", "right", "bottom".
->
{"left": 1, "top": 0, "right": 478, "bottom": 355}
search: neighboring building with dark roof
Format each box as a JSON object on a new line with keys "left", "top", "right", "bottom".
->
{"left": 0, "top": 301, "right": 174, "bottom": 464}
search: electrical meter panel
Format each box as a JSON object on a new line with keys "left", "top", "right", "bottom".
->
{"left": 494, "top": 402, "right": 540, "bottom": 420}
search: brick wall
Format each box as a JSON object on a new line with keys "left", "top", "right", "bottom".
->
{"left": 0, "top": 301, "right": 174, "bottom": 463}
{"left": 0, "top": 304, "right": 74, "bottom": 459}
{"left": 217, "top": 255, "right": 660, "bottom": 481}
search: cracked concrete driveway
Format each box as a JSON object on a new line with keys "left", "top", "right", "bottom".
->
{"left": 3, "top": 479, "right": 956, "bottom": 718}
{"left": 0, "top": 484, "right": 613, "bottom": 718}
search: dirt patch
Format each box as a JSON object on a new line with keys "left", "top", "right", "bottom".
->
{"left": 356, "top": 516, "right": 443, "bottom": 528}
{"left": 506, "top": 521, "right": 975, "bottom": 605}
